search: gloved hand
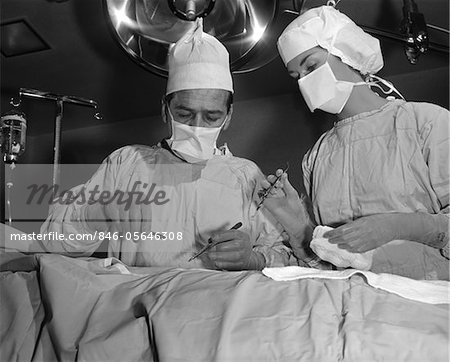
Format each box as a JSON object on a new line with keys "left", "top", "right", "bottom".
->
{"left": 260, "top": 170, "right": 315, "bottom": 261}
{"left": 324, "top": 213, "right": 449, "bottom": 253}
{"left": 207, "top": 230, "right": 266, "bottom": 271}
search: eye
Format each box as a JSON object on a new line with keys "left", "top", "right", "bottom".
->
{"left": 204, "top": 112, "right": 224, "bottom": 123}
{"left": 177, "top": 112, "right": 192, "bottom": 119}
{"left": 301, "top": 62, "right": 318, "bottom": 78}
{"left": 206, "top": 117, "right": 221, "bottom": 125}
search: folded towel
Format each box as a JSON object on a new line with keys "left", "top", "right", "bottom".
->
{"left": 87, "top": 257, "right": 133, "bottom": 275}
{"left": 262, "top": 266, "right": 450, "bottom": 305}
{"left": 310, "top": 225, "right": 374, "bottom": 270}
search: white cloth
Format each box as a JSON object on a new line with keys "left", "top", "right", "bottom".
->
{"left": 277, "top": 5, "right": 383, "bottom": 75}
{"left": 166, "top": 19, "right": 233, "bottom": 95}
{"left": 87, "top": 257, "right": 133, "bottom": 275}
{"left": 310, "top": 225, "right": 374, "bottom": 270}
{"left": 262, "top": 266, "right": 450, "bottom": 305}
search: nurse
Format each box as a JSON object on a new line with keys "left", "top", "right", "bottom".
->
{"left": 262, "top": 5, "right": 449, "bottom": 278}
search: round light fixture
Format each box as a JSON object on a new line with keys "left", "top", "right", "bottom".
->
{"left": 104, "top": 0, "right": 281, "bottom": 76}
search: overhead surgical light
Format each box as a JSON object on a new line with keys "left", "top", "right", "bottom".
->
{"left": 104, "top": 0, "right": 293, "bottom": 76}
{"left": 400, "top": 0, "right": 429, "bottom": 64}
{"left": 167, "top": 0, "right": 216, "bottom": 21}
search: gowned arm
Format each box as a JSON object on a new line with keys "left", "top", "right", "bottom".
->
{"left": 39, "top": 148, "right": 126, "bottom": 255}
{"left": 419, "top": 105, "right": 450, "bottom": 258}
{"left": 39, "top": 190, "right": 104, "bottom": 256}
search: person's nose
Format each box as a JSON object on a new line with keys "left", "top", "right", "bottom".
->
{"left": 190, "top": 113, "right": 203, "bottom": 127}
{"left": 290, "top": 71, "right": 300, "bottom": 80}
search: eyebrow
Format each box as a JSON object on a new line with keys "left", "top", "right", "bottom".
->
{"left": 173, "top": 105, "right": 194, "bottom": 112}
{"left": 174, "top": 105, "right": 224, "bottom": 115}
{"left": 206, "top": 110, "right": 224, "bottom": 116}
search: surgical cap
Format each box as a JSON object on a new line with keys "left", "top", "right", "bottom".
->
{"left": 277, "top": 6, "right": 383, "bottom": 75}
{"left": 166, "top": 19, "right": 233, "bottom": 95}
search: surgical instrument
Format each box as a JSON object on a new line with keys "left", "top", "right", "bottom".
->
{"left": 188, "top": 222, "right": 242, "bottom": 262}
{"left": 257, "top": 163, "right": 290, "bottom": 210}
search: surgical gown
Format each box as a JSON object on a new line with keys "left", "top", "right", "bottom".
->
{"left": 303, "top": 100, "right": 449, "bottom": 279}
{"left": 40, "top": 144, "right": 291, "bottom": 268}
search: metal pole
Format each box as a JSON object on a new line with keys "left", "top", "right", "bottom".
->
{"left": 0, "top": 161, "right": 4, "bottom": 224}
{"left": 52, "top": 99, "right": 63, "bottom": 200}
{"left": 15, "top": 88, "right": 100, "bottom": 200}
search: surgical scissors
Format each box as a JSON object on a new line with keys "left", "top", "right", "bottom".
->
{"left": 257, "top": 163, "right": 290, "bottom": 210}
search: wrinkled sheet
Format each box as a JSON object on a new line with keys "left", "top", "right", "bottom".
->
{"left": 2, "top": 254, "right": 449, "bottom": 362}
{"left": 0, "top": 261, "right": 57, "bottom": 361}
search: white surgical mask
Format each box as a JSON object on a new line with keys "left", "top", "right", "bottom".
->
{"left": 298, "top": 61, "right": 366, "bottom": 114}
{"left": 166, "top": 107, "right": 227, "bottom": 162}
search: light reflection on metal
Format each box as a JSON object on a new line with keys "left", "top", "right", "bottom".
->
{"left": 104, "top": 0, "right": 281, "bottom": 76}
{"left": 251, "top": 23, "right": 265, "bottom": 42}
{"left": 400, "top": 0, "right": 429, "bottom": 64}
{"left": 167, "top": 0, "right": 216, "bottom": 21}
{"left": 9, "top": 97, "right": 21, "bottom": 108}
{"left": 113, "top": 1, "right": 137, "bottom": 28}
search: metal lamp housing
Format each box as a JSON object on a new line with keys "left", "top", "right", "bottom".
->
{"left": 104, "top": 0, "right": 279, "bottom": 77}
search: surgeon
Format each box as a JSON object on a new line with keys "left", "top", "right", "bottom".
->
{"left": 39, "top": 20, "right": 291, "bottom": 270}
{"left": 260, "top": 5, "right": 449, "bottom": 278}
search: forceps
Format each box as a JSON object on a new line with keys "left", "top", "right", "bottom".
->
{"left": 188, "top": 222, "right": 243, "bottom": 262}
{"left": 257, "top": 163, "right": 290, "bottom": 210}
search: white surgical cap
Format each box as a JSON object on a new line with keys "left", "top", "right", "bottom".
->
{"left": 166, "top": 19, "right": 233, "bottom": 95}
{"left": 277, "top": 6, "right": 383, "bottom": 75}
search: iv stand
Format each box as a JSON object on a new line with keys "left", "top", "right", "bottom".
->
{"left": 17, "top": 88, "right": 101, "bottom": 199}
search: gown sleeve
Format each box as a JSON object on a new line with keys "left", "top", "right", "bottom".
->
{"left": 415, "top": 103, "right": 450, "bottom": 258}
{"left": 39, "top": 146, "right": 133, "bottom": 256}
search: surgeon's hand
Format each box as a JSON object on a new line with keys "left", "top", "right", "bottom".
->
{"left": 259, "top": 171, "right": 315, "bottom": 260}
{"left": 260, "top": 170, "right": 304, "bottom": 222}
{"left": 207, "top": 230, "right": 265, "bottom": 271}
{"left": 324, "top": 213, "right": 449, "bottom": 253}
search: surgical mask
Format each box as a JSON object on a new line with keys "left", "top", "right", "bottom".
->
{"left": 166, "top": 107, "right": 227, "bottom": 162}
{"left": 298, "top": 61, "right": 366, "bottom": 114}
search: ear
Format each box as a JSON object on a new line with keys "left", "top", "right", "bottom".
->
{"left": 222, "top": 105, "right": 233, "bottom": 131}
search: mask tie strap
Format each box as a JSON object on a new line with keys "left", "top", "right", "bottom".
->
{"left": 213, "top": 114, "right": 230, "bottom": 155}
{"left": 364, "top": 74, "right": 405, "bottom": 100}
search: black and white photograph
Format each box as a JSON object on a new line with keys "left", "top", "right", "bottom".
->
{"left": 1, "top": 0, "right": 449, "bottom": 361}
